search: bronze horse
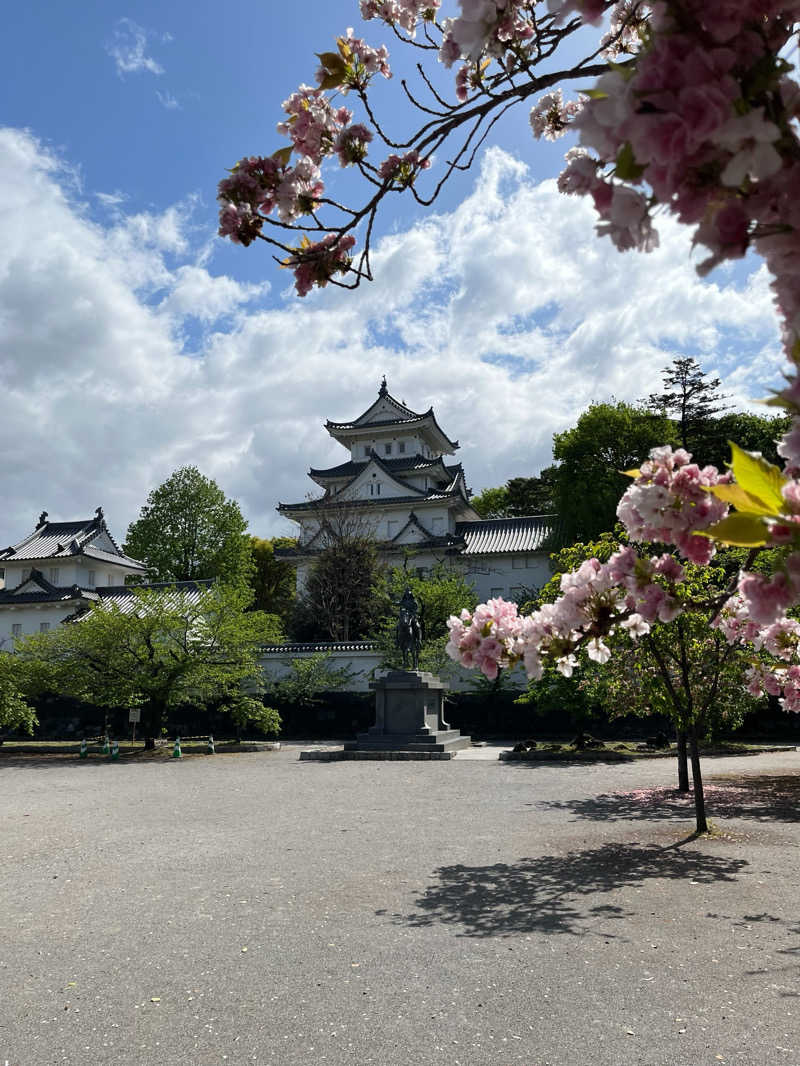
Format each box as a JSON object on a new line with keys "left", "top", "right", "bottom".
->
{"left": 395, "top": 605, "right": 423, "bottom": 670}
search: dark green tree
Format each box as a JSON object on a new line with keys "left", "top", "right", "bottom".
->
{"left": 552, "top": 402, "right": 678, "bottom": 541}
{"left": 124, "top": 467, "right": 252, "bottom": 585}
{"left": 700, "top": 411, "right": 791, "bottom": 471}
{"left": 646, "top": 357, "right": 729, "bottom": 454}
{"left": 291, "top": 536, "right": 383, "bottom": 641}
{"left": 249, "top": 536, "right": 296, "bottom": 622}
{"left": 471, "top": 468, "right": 558, "bottom": 519}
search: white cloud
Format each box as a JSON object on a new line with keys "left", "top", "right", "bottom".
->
{"left": 106, "top": 19, "right": 165, "bottom": 77}
{"left": 156, "top": 90, "right": 181, "bottom": 111}
{"left": 0, "top": 130, "right": 786, "bottom": 552}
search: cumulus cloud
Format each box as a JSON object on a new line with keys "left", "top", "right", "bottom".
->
{"left": 106, "top": 19, "right": 165, "bottom": 77}
{"left": 0, "top": 129, "right": 785, "bottom": 551}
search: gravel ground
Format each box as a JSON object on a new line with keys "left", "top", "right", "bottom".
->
{"left": 1, "top": 747, "right": 798, "bottom": 1066}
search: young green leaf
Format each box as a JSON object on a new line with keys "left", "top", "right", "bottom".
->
{"left": 728, "top": 441, "right": 786, "bottom": 514}
{"left": 699, "top": 513, "right": 769, "bottom": 547}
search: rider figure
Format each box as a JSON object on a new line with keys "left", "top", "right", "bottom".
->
{"left": 399, "top": 587, "right": 419, "bottom": 619}
{"left": 396, "top": 587, "right": 423, "bottom": 669}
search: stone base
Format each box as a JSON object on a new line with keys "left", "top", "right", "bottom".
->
{"left": 345, "top": 729, "right": 472, "bottom": 753}
{"left": 300, "top": 749, "right": 457, "bottom": 761}
{"left": 342, "top": 668, "right": 471, "bottom": 755}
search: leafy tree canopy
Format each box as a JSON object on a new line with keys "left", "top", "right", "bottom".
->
{"left": 249, "top": 536, "right": 297, "bottom": 622}
{"left": 291, "top": 535, "right": 382, "bottom": 642}
{"left": 16, "top": 584, "right": 279, "bottom": 745}
{"left": 124, "top": 466, "right": 252, "bottom": 585}
{"left": 471, "top": 470, "right": 558, "bottom": 519}
{"left": 0, "top": 653, "right": 37, "bottom": 735}
{"left": 552, "top": 402, "right": 678, "bottom": 542}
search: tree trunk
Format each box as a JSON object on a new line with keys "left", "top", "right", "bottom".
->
{"left": 676, "top": 727, "right": 689, "bottom": 792}
{"left": 688, "top": 727, "right": 708, "bottom": 834}
{"left": 143, "top": 698, "right": 165, "bottom": 751}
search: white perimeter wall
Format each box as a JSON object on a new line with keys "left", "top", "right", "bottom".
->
{"left": 259, "top": 647, "right": 528, "bottom": 693}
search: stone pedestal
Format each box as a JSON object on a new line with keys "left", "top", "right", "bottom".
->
{"left": 346, "top": 670, "right": 471, "bottom": 753}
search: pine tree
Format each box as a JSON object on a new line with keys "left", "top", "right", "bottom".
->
{"left": 646, "top": 358, "right": 729, "bottom": 454}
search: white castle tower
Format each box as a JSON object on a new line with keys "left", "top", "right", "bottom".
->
{"left": 277, "top": 379, "right": 558, "bottom": 601}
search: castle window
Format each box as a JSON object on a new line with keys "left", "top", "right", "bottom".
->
{"left": 39, "top": 622, "right": 50, "bottom": 633}
{"left": 88, "top": 570, "right": 95, "bottom": 586}
{"left": 108, "top": 573, "right": 115, "bottom": 586}
{"left": 512, "top": 556, "right": 525, "bottom": 569}
{"left": 384, "top": 443, "right": 392, "bottom": 455}
{"left": 12, "top": 623, "right": 22, "bottom": 638}
{"left": 398, "top": 441, "right": 406, "bottom": 454}
{"left": 491, "top": 587, "right": 503, "bottom": 598}
{"left": 49, "top": 568, "right": 60, "bottom": 584}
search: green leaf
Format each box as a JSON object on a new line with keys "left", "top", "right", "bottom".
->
{"left": 728, "top": 441, "right": 786, "bottom": 513}
{"left": 315, "top": 51, "right": 347, "bottom": 89}
{"left": 707, "top": 482, "right": 778, "bottom": 516}
{"left": 581, "top": 88, "right": 609, "bottom": 100}
{"left": 699, "top": 513, "right": 769, "bottom": 547}
{"left": 272, "top": 146, "right": 293, "bottom": 167}
{"left": 615, "top": 141, "right": 646, "bottom": 181}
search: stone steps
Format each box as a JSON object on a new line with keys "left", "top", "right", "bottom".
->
{"left": 299, "top": 749, "right": 457, "bottom": 761}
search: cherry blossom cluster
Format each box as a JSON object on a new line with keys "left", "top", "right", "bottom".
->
{"left": 359, "top": 0, "right": 441, "bottom": 34}
{"left": 217, "top": 154, "right": 325, "bottom": 241}
{"left": 562, "top": 0, "right": 800, "bottom": 360}
{"left": 439, "top": 1, "right": 537, "bottom": 69}
{"left": 377, "top": 149, "right": 431, "bottom": 185}
{"left": 600, "top": 0, "right": 650, "bottom": 58}
{"left": 715, "top": 593, "right": 800, "bottom": 710}
{"left": 284, "top": 234, "right": 357, "bottom": 297}
{"left": 446, "top": 546, "right": 687, "bottom": 681}
{"left": 334, "top": 123, "right": 374, "bottom": 167}
{"left": 529, "top": 89, "right": 582, "bottom": 141}
{"left": 616, "top": 446, "right": 731, "bottom": 565}
{"left": 278, "top": 87, "right": 353, "bottom": 165}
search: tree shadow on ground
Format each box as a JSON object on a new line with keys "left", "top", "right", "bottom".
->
{"left": 530, "top": 775, "right": 800, "bottom": 824}
{"left": 386, "top": 841, "right": 747, "bottom": 938}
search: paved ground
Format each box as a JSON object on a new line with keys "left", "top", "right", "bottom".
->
{"left": 1, "top": 746, "right": 799, "bottom": 1066}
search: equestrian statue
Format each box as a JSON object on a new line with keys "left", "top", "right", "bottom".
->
{"left": 395, "top": 587, "right": 424, "bottom": 670}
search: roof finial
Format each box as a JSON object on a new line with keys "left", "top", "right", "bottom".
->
{"left": 379, "top": 375, "right": 388, "bottom": 397}
{"left": 94, "top": 506, "right": 104, "bottom": 522}
{"left": 36, "top": 511, "right": 48, "bottom": 528}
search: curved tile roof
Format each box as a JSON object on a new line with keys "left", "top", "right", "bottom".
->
{"left": 0, "top": 512, "right": 146, "bottom": 570}
{"left": 278, "top": 488, "right": 464, "bottom": 514}
{"left": 325, "top": 408, "right": 459, "bottom": 450}
{"left": 261, "top": 641, "right": 377, "bottom": 653}
{"left": 309, "top": 453, "right": 462, "bottom": 481}
{"left": 455, "top": 515, "right": 562, "bottom": 555}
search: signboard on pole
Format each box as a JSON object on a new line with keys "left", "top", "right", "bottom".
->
{"left": 128, "top": 708, "right": 141, "bottom": 723}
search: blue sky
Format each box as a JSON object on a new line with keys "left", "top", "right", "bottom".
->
{"left": 0, "top": 2, "right": 786, "bottom": 547}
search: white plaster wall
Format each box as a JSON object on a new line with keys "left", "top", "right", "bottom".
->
{"left": 3, "top": 560, "right": 137, "bottom": 590}
{"left": 0, "top": 602, "right": 80, "bottom": 648}
{"left": 459, "top": 553, "right": 553, "bottom": 603}
{"left": 260, "top": 648, "right": 379, "bottom": 692}
{"left": 259, "top": 646, "right": 528, "bottom": 694}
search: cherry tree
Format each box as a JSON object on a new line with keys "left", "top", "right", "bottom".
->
{"left": 219, "top": 1, "right": 800, "bottom": 831}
